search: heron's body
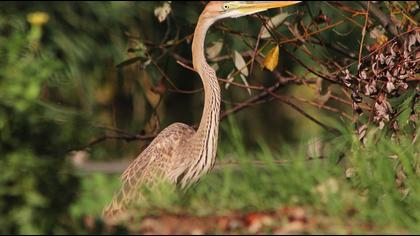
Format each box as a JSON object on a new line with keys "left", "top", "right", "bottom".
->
{"left": 103, "top": 1, "right": 299, "bottom": 220}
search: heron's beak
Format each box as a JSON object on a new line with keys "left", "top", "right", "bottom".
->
{"left": 236, "top": 1, "right": 301, "bottom": 16}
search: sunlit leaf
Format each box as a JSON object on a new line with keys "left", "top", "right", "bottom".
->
{"left": 261, "top": 12, "right": 290, "bottom": 39}
{"left": 27, "top": 11, "right": 49, "bottom": 26}
{"left": 206, "top": 40, "right": 223, "bottom": 60}
{"left": 210, "top": 63, "right": 219, "bottom": 72}
{"left": 154, "top": 2, "right": 172, "bottom": 23}
{"left": 263, "top": 45, "right": 279, "bottom": 72}
{"left": 226, "top": 51, "right": 250, "bottom": 94}
{"left": 240, "top": 74, "right": 251, "bottom": 95}
{"left": 225, "top": 69, "right": 235, "bottom": 90}
{"left": 233, "top": 50, "right": 248, "bottom": 76}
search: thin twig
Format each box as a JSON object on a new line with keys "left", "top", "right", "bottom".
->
{"left": 176, "top": 59, "right": 264, "bottom": 91}
{"left": 79, "top": 133, "right": 156, "bottom": 150}
{"left": 359, "top": 1, "right": 399, "bottom": 38}
{"left": 290, "top": 95, "right": 353, "bottom": 121}
{"left": 358, "top": 1, "right": 370, "bottom": 65}
{"left": 266, "top": 90, "right": 341, "bottom": 134}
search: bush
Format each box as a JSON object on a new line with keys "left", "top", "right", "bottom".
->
{"left": 0, "top": 14, "right": 88, "bottom": 234}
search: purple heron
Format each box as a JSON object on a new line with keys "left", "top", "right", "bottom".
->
{"left": 103, "top": 1, "right": 300, "bottom": 220}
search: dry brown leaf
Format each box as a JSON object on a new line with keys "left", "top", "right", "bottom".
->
{"left": 245, "top": 212, "right": 274, "bottom": 234}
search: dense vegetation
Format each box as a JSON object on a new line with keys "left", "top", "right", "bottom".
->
{"left": 0, "top": 1, "right": 418, "bottom": 234}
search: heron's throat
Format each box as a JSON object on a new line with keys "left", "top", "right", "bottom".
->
{"left": 192, "top": 16, "right": 215, "bottom": 74}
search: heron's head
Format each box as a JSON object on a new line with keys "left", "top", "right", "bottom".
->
{"left": 201, "top": 1, "right": 301, "bottom": 20}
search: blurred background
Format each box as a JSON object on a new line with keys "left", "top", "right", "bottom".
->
{"left": 0, "top": 1, "right": 418, "bottom": 234}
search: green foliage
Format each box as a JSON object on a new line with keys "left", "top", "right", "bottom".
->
{"left": 72, "top": 117, "right": 420, "bottom": 233}
{"left": 0, "top": 16, "right": 89, "bottom": 234}
{"left": 0, "top": 19, "right": 60, "bottom": 112}
{"left": 0, "top": 1, "right": 418, "bottom": 234}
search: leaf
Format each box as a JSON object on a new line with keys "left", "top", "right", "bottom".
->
{"left": 210, "top": 63, "right": 219, "bottom": 72}
{"left": 27, "top": 11, "right": 49, "bottom": 26}
{"left": 233, "top": 50, "right": 249, "bottom": 76}
{"left": 240, "top": 74, "right": 252, "bottom": 95}
{"left": 226, "top": 51, "right": 251, "bottom": 95}
{"left": 395, "top": 91, "right": 415, "bottom": 129}
{"left": 116, "top": 56, "right": 142, "bottom": 68}
{"left": 225, "top": 69, "right": 235, "bottom": 90}
{"left": 154, "top": 2, "right": 171, "bottom": 23}
{"left": 261, "top": 13, "right": 290, "bottom": 39}
{"left": 263, "top": 45, "right": 279, "bottom": 71}
{"left": 206, "top": 40, "right": 223, "bottom": 60}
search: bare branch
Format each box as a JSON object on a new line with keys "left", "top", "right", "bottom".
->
{"left": 358, "top": 1, "right": 399, "bottom": 38}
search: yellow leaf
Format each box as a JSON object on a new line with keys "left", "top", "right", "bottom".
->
{"left": 263, "top": 45, "right": 279, "bottom": 72}
{"left": 27, "top": 11, "right": 49, "bottom": 26}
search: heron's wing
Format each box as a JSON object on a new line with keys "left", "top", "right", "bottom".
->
{"left": 103, "top": 123, "right": 195, "bottom": 219}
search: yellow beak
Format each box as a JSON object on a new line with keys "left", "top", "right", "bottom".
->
{"left": 237, "top": 1, "right": 301, "bottom": 15}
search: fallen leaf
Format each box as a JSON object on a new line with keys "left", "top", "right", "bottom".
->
{"left": 263, "top": 45, "right": 279, "bottom": 72}
{"left": 245, "top": 212, "right": 273, "bottom": 234}
{"left": 274, "top": 221, "right": 305, "bottom": 234}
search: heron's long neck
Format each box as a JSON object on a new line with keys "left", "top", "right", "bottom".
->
{"left": 190, "top": 16, "right": 221, "bottom": 176}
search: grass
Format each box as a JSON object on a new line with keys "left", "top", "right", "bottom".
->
{"left": 70, "top": 117, "right": 420, "bottom": 234}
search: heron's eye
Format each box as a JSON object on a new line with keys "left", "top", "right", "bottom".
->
{"left": 222, "top": 4, "right": 229, "bottom": 10}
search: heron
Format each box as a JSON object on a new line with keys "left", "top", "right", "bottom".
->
{"left": 103, "top": 1, "right": 300, "bottom": 220}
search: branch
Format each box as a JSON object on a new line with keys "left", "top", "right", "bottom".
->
{"left": 266, "top": 90, "right": 341, "bottom": 135}
{"left": 79, "top": 133, "right": 156, "bottom": 150}
{"left": 358, "top": 1, "right": 370, "bottom": 65}
{"left": 358, "top": 1, "right": 399, "bottom": 38}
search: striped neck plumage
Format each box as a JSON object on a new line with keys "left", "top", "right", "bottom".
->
{"left": 187, "top": 14, "right": 221, "bottom": 185}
